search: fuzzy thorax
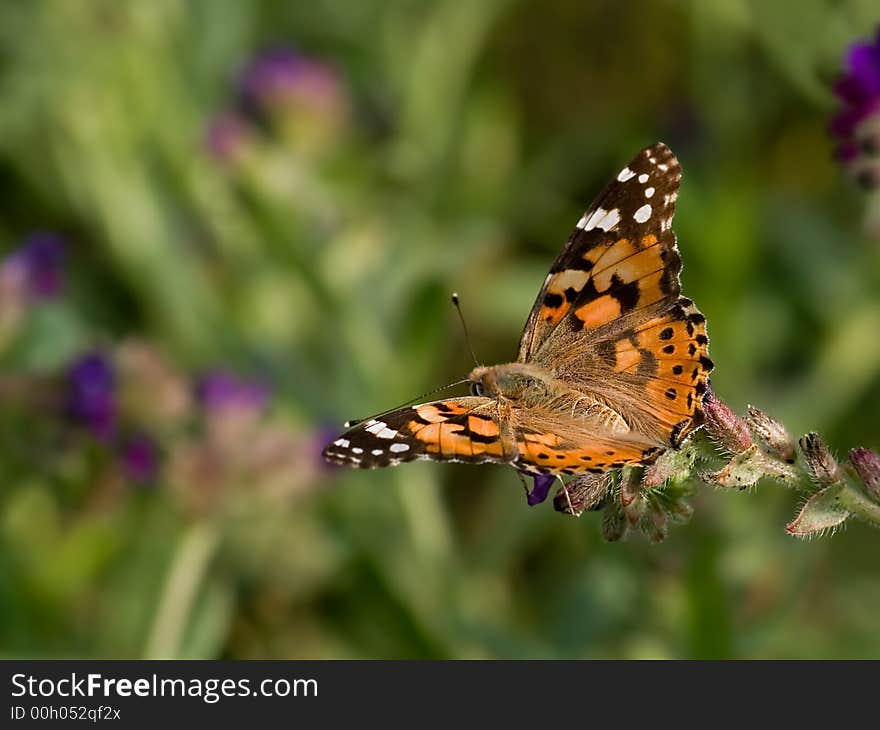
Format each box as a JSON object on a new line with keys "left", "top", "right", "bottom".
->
{"left": 468, "top": 363, "right": 630, "bottom": 434}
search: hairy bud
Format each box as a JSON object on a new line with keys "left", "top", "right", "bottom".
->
{"left": 601, "top": 502, "right": 628, "bottom": 542}
{"left": 554, "top": 472, "right": 612, "bottom": 516}
{"left": 800, "top": 433, "right": 842, "bottom": 487}
{"left": 703, "top": 389, "right": 753, "bottom": 454}
{"left": 748, "top": 407, "right": 796, "bottom": 463}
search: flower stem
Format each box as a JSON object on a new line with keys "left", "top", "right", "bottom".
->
{"left": 837, "top": 482, "right": 880, "bottom": 527}
{"left": 143, "top": 519, "right": 221, "bottom": 659}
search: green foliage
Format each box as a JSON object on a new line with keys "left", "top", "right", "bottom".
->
{"left": 1, "top": 0, "right": 879, "bottom": 659}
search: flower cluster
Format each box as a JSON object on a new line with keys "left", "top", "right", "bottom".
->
{"left": 831, "top": 26, "right": 880, "bottom": 185}
{"left": 0, "top": 335, "right": 333, "bottom": 511}
{"left": 205, "top": 47, "right": 349, "bottom": 163}
{"left": 522, "top": 383, "right": 880, "bottom": 541}
{"left": 1, "top": 232, "right": 66, "bottom": 347}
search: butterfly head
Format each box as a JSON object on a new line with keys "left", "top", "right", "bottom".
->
{"left": 468, "top": 363, "right": 557, "bottom": 402}
{"left": 467, "top": 365, "right": 494, "bottom": 397}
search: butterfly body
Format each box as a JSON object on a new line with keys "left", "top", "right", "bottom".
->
{"left": 324, "top": 143, "right": 713, "bottom": 485}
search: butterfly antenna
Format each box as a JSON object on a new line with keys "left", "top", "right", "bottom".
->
{"left": 451, "top": 293, "right": 479, "bottom": 367}
{"left": 343, "top": 379, "right": 469, "bottom": 428}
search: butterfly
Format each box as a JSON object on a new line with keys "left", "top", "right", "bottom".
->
{"left": 323, "top": 143, "right": 713, "bottom": 499}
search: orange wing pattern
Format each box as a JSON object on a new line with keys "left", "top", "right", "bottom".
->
{"left": 517, "top": 142, "right": 712, "bottom": 448}
{"left": 609, "top": 298, "right": 712, "bottom": 445}
{"left": 322, "top": 397, "right": 515, "bottom": 468}
{"left": 514, "top": 427, "right": 662, "bottom": 476}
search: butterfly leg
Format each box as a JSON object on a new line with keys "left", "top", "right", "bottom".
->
{"left": 556, "top": 474, "right": 575, "bottom": 515}
{"left": 515, "top": 470, "right": 531, "bottom": 501}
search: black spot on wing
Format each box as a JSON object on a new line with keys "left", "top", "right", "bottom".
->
{"left": 543, "top": 292, "right": 564, "bottom": 309}
{"left": 609, "top": 274, "right": 640, "bottom": 312}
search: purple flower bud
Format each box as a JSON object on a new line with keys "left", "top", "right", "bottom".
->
{"left": 65, "top": 352, "right": 116, "bottom": 441}
{"left": 2, "top": 232, "right": 66, "bottom": 300}
{"left": 850, "top": 447, "right": 880, "bottom": 499}
{"left": 703, "top": 387, "right": 753, "bottom": 454}
{"left": 237, "top": 48, "right": 343, "bottom": 117}
{"left": 800, "top": 433, "right": 841, "bottom": 487}
{"left": 195, "top": 370, "right": 269, "bottom": 414}
{"left": 518, "top": 469, "right": 554, "bottom": 506}
{"left": 120, "top": 433, "right": 159, "bottom": 485}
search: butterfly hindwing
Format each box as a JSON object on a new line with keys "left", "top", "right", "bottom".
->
{"left": 514, "top": 425, "right": 661, "bottom": 476}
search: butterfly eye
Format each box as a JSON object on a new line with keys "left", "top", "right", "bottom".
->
{"left": 470, "top": 381, "right": 484, "bottom": 397}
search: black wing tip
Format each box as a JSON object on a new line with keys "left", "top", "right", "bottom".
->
{"left": 633, "top": 142, "right": 680, "bottom": 172}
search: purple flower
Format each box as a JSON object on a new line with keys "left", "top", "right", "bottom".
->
{"left": 850, "top": 447, "right": 880, "bottom": 498}
{"left": 1, "top": 232, "right": 66, "bottom": 300}
{"left": 66, "top": 352, "right": 116, "bottom": 441}
{"left": 831, "top": 26, "right": 880, "bottom": 184}
{"left": 120, "top": 433, "right": 159, "bottom": 485}
{"left": 195, "top": 370, "right": 269, "bottom": 414}
{"left": 518, "top": 469, "right": 556, "bottom": 506}
{"left": 237, "top": 48, "right": 343, "bottom": 116}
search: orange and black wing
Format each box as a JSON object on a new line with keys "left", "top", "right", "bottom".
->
{"left": 518, "top": 142, "right": 685, "bottom": 361}
{"left": 517, "top": 142, "right": 712, "bottom": 447}
{"left": 323, "top": 397, "right": 515, "bottom": 468}
{"left": 513, "top": 424, "right": 662, "bottom": 476}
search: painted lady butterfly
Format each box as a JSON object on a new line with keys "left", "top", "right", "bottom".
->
{"left": 323, "top": 143, "right": 713, "bottom": 494}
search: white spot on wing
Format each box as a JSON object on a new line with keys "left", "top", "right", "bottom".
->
{"left": 638, "top": 173, "right": 649, "bottom": 183}
{"left": 377, "top": 427, "right": 398, "bottom": 439}
{"left": 634, "top": 204, "right": 652, "bottom": 223}
{"left": 617, "top": 166, "right": 635, "bottom": 182}
{"left": 371, "top": 449, "right": 383, "bottom": 456}
{"left": 389, "top": 443, "right": 410, "bottom": 453}
{"left": 644, "top": 187, "right": 655, "bottom": 198}
{"left": 578, "top": 207, "right": 622, "bottom": 232}
{"left": 351, "top": 447, "right": 363, "bottom": 454}
{"left": 333, "top": 438, "right": 350, "bottom": 448}
{"left": 365, "top": 421, "right": 387, "bottom": 434}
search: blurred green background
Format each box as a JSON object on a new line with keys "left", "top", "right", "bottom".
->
{"left": 1, "top": 0, "right": 879, "bottom": 659}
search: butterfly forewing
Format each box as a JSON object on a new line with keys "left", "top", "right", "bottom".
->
{"left": 518, "top": 142, "right": 682, "bottom": 362}
{"left": 322, "top": 397, "right": 513, "bottom": 468}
